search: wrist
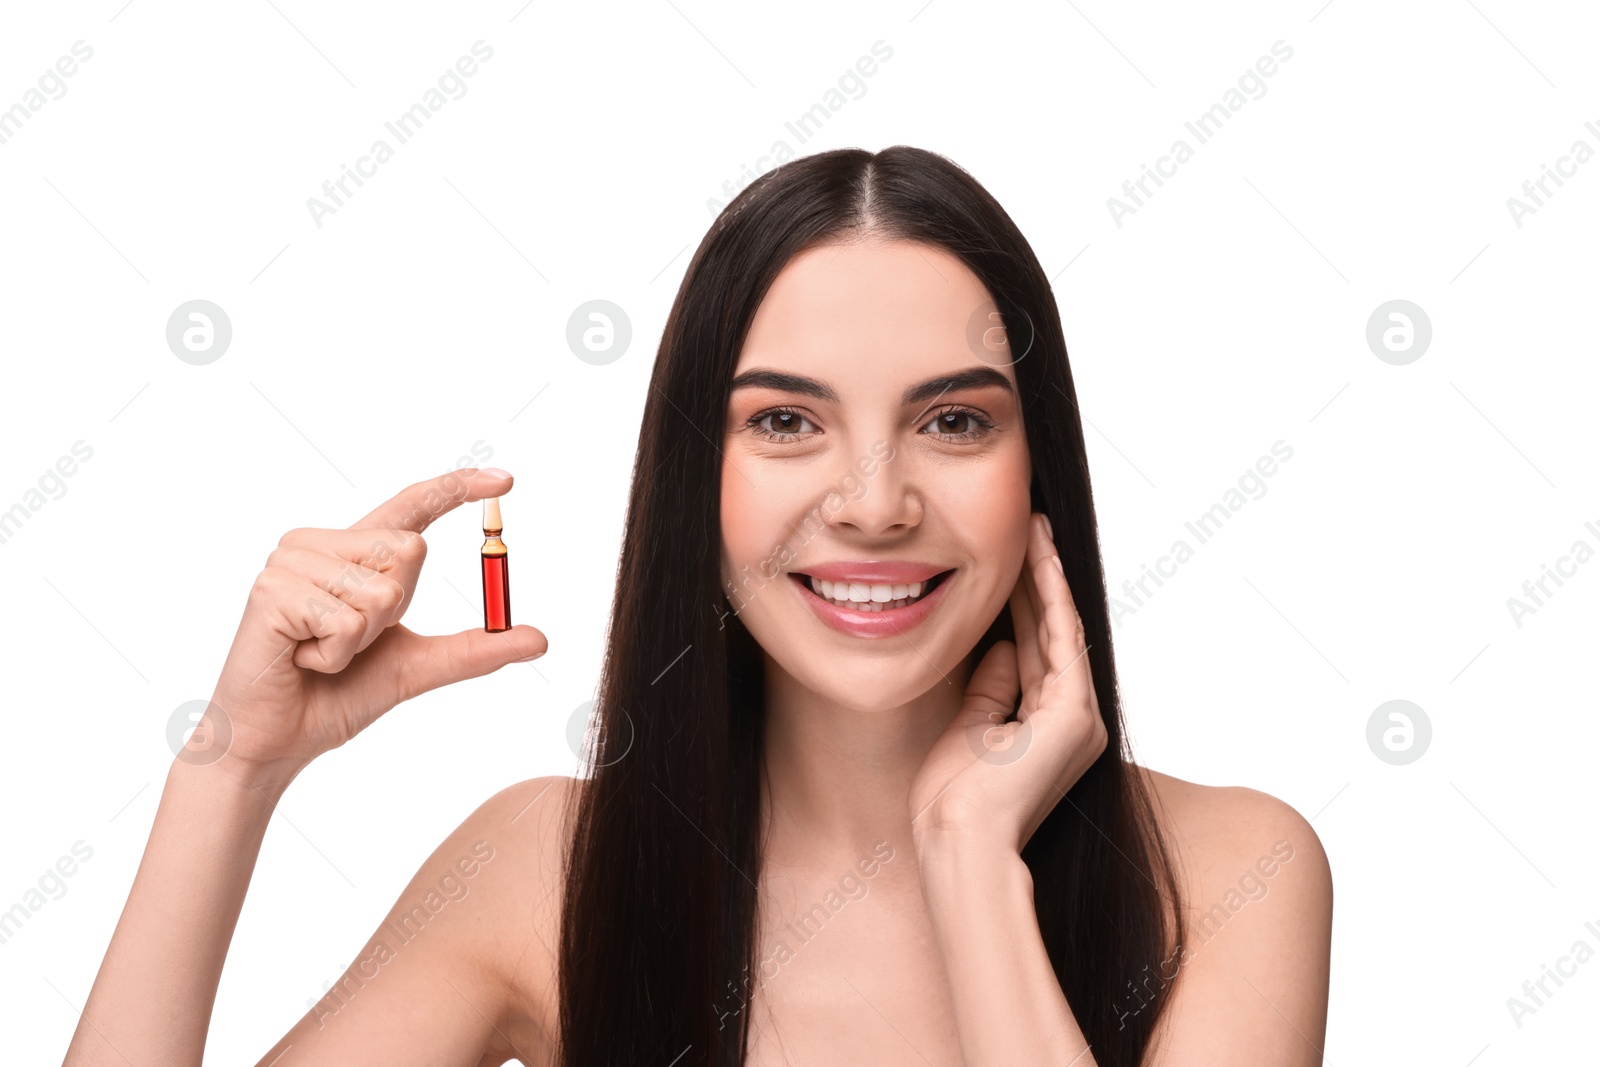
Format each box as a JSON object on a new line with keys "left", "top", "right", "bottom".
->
{"left": 170, "top": 751, "right": 303, "bottom": 807}
{"left": 917, "top": 833, "right": 1035, "bottom": 923}
{"left": 914, "top": 826, "right": 1028, "bottom": 881}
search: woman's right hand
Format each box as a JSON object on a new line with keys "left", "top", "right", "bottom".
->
{"left": 190, "top": 468, "right": 546, "bottom": 790}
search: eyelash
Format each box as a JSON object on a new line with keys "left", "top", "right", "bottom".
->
{"left": 745, "top": 404, "right": 998, "bottom": 444}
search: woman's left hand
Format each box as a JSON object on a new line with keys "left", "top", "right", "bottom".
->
{"left": 908, "top": 512, "right": 1108, "bottom": 859}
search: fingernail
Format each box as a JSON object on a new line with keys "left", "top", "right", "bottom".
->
{"left": 478, "top": 467, "right": 511, "bottom": 479}
{"left": 1042, "top": 514, "right": 1053, "bottom": 540}
{"left": 1052, "top": 555, "right": 1064, "bottom": 577}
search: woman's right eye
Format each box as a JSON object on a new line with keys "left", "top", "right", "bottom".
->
{"left": 747, "top": 407, "right": 820, "bottom": 442}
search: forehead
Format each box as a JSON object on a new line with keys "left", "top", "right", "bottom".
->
{"left": 734, "top": 238, "right": 1015, "bottom": 389}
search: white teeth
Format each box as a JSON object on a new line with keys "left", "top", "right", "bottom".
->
{"left": 805, "top": 574, "right": 940, "bottom": 610}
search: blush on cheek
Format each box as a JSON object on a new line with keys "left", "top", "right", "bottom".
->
{"left": 947, "top": 454, "right": 1033, "bottom": 572}
{"left": 723, "top": 460, "right": 745, "bottom": 572}
{"left": 720, "top": 457, "right": 764, "bottom": 587}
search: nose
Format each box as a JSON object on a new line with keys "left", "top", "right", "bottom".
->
{"left": 822, "top": 441, "right": 921, "bottom": 538}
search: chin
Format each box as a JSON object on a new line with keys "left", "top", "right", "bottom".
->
{"left": 791, "top": 666, "right": 948, "bottom": 714}
{"left": 753, "top": 626, "right": 972, "bottom": 706}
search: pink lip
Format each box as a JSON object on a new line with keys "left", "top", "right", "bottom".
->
{"left": 793, "top": 560, "right": 948, "bottom": 584}
{"left": 790, "top": 570, "right": 955, "bottom": 639}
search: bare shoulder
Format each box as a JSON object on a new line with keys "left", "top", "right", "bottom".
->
{"left": 387, "top": 773, "right": 581, "bottom": 1063}
{"left": 1131, "top": 766, "right": 1333, "bottom": 1067}
{"left": 252, "top": 774, "right": 580, "bottom": 1067}
{"left": 474, "top": 775, "right": 581, "bottom": 1054}
{"left": 1137, "top": 766, "right": 1332, "bottom": 890}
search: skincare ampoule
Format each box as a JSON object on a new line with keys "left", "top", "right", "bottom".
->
{"left": 482, "top": 496, "right": 511, "bottom": 633}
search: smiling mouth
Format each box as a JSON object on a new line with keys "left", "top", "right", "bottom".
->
{"left": 792, "top": 570, "right": 956, "bottom": 612}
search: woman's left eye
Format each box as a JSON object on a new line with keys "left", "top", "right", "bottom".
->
{"left": 747, "top": 408, "right": 818, "bottom": 441}
{"left": 919, "top": 406, "right": 997, "bottom": 440}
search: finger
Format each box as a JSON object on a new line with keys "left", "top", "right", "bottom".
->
{"left": 1019, "top": 517, "right": 1107, "bottom": 779}
{"left": 1022, "top": 515, "right": 1052, "bottom": 648}
{"left": 350, "top": 468, "right": 513, "bottom": 534}
{"left": 277, "top": 526, "right": 429, "bottom": 580}
{"left": 1037, "top": 509, "right": 1062, "bottom": 627}
{"left": 1014, "top": 514, "right": 1053, "bottom": 670}
{"left": 267, "top": 546, "right": 407, "bottom": 655}
{"left": 1029, "top": 525, "right": 1088, "bottom": 691}
{"left": 387, "top": 624, "right": 549, "bottom": 704}
{"left": 245, "top": 569, "right": 377, "bottom": 675}
{"left": 1025, "top": 516, "right": 1062, "bottom": 658}
{"left": 961, "top": 638, "right": 1019, "bottom": 726}
{"left": 1009, "top": 573, "right": 1044, "bottom": 702}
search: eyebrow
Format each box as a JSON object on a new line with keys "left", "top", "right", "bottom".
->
{"left": 729, "top": 366, "right": 1014, "bottom": 406}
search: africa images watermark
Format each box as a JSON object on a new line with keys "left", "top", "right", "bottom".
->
{"left": 1112, "top": 838, "right": 1297, "bottom": 1030}
{"left": 0, "top": 40, "right": 94, "bottom": 148}
{"left": 304, "top": 839, "right": 497, "bottom": 1027}
{"left": 1109, "top": 440, "right": 1295, "bottom": 627}
{"left": 705, "top": 39, "right": 894, "bottom": 215}
{"left": 1504, "top": 518, "right": 1599, "bottom": 629}
{"left": 1107, "top": 39, "right": 1295, "bottom": 229}
{"left": 305, "top": 41, "right": 495, "bottom": 229}
{"left": 0, "top": 440, "right": 95, "bottom": 548}
{"left": 1504, "top": 117, "right": 1600, "bottom": 229}
{"left": 714, "top": 840, "right": 897, "bottom": 1031}
{"left": 714, "top": 439, "right": 898, "bottom": 629}
{"left": 0, "top": 840, "right": 95, "bottom": 949}
{"left": 1505, "top": 917, "right": 1600, "bottom": 1030}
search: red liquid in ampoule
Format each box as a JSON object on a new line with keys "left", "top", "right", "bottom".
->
{"left": 483, "top": 553, "right": 511, "bottom": 632}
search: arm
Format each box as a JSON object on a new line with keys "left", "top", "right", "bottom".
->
{"left": 918, "top": 831, "right": 1093, "bottom": 1066}
{"left": 918, "top": 789, "right": 1334, "bottom": 1067}
{"left": 63, "top": 768, "right": 563, "bottom": 1067}
{"left": 61, "top": 757, "right": 293, "bottom": 1065}
{"left": 60, "top": 469, "right": 550, "bottom": 1066}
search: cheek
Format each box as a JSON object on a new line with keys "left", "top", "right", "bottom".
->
{"left": 720, "top": 457, "right": 775, "bottom": 582}
{"left": 938, "top": 445, "right": 1033, "bottom": 561}
{"left": 719, "top": 463, "right": 748, "bottom": 579}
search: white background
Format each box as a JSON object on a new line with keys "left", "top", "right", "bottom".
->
{"left": 1, "top": 0, "right": 1596, "bottom": 1062}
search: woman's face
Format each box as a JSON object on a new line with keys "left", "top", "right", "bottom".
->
{"left": 719, "top": 237, "right": 1033, "bottom": 711}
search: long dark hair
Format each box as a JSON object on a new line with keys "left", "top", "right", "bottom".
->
{"left": 556, "top": 145, "right": 1184, "bottom": 1066}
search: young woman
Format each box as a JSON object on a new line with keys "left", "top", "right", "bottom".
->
{"left": 65, "top": 146, "right": 1332, "bottom": 1067}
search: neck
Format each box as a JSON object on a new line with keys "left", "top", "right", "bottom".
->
{"left": 757, "top": 649, "right": 976, "bottom": 873}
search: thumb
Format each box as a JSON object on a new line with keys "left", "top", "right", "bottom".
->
{"left": 391, "top": 624, "right": 548, "bottom": 703}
